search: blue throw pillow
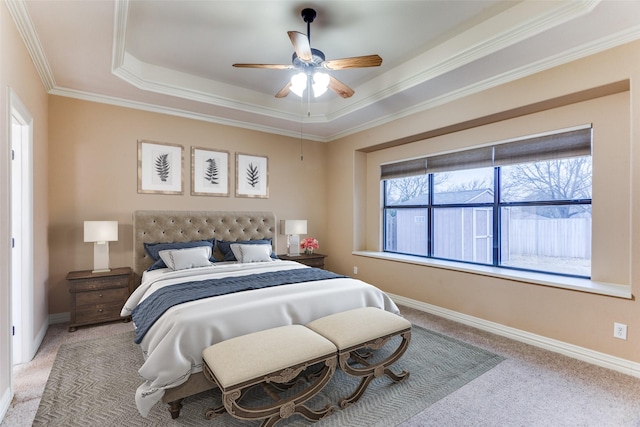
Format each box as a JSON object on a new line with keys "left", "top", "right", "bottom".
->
{"left": 144, "top": 239, "right": 216, "bottom": 271}
{"left": 216, "top": 239, "right": 278, "bottom": 262}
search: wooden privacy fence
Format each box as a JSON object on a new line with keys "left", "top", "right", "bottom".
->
{"left": 507, "top": 218, "right": 591, "bottom": 259}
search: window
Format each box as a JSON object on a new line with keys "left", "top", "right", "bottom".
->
{"left": 382, "top": 127, "right": 592, "bottom": 278}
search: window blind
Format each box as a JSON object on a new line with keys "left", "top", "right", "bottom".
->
{"left": 380, "top": 127, "right": 592, "bottom": 179}
{"left": 425, "top": 146, "right": 493, "bottom": 174}
{"left": 493, "top": 128, "right": 591, "bottom": 166}
{"left": 380, "top": 157, "right": 427, "bottom": 180}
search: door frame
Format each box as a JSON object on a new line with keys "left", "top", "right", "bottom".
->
{"left": 8, "top": 88, "right": 34, "bottom": 366}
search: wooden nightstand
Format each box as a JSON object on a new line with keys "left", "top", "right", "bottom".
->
{"left": 278, "top": 253, "right": 327, "bottom": 269}
{"left": 66, "top": 267, "right": 132, "bottom": 332}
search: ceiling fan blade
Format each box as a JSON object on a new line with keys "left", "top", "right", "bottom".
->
{"left": 322, "top": 54, "right": 383, "bottom": 70}
{"left": 288, "top": 31, "right": 312, "bottom": 62}
{"left": 328, "top": 76, "right": 355, "bottom": 98}
{"left": 233, "top": 63, "right": 294, "bottom": 70}
{"left": 275, "top": 82, "right": 292, "bottom": 98}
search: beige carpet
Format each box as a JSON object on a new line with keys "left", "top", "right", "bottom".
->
{"left": 3, "top": 306, "right": 640, "bottom": 426}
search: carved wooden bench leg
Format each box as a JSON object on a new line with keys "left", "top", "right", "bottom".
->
{"left": 202, "top": 325, "right": 338, "bottom": 425}
{"left": 306, "top": 307, "right": 412, "bottom": 408}
{"left": 337, "top": 330, "right": 411, "bottom": 408}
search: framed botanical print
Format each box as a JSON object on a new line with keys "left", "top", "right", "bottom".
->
{"left": 191, "top": 147, "right": 230, "bottom": 197}
{"left": 236, "top": 153, "right": 268, "bottom": 198}
{"left": 137, "top": 140, "right": 184, "bottom": 194}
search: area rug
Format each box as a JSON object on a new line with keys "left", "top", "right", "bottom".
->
{"left": 33, "top": 325, "right": 504, "bottom": 426}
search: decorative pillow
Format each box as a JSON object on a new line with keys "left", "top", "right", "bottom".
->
{"left": 158, "top": 246, "right": 213, "bottom": 271}
{"left": 216, "top": 239, "right": 277, "bottom": 262}
{"left": 144, "top": 239, "right": 215, "bottom": 270}
{"left": 230, "top": 243, "right": 274, "bottom": 263}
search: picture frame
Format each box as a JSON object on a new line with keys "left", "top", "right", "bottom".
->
{"left": 236, "top": 153, "right": 269, "bottom": 198}
{"left": 191, "top": 147, "right": 230, "bottom": 197}
{"left": 137, "top": 140, "right": 184, "bottom": 195}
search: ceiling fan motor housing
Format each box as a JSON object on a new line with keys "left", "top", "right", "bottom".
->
{"left": 292, "top": 48, "right": 326, "bottom": 70}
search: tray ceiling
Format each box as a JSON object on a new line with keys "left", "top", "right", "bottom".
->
{"left": 9, "top": 0, "right": 640, "bottom": 141}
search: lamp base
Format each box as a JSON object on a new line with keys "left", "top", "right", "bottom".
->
{"left": 287, "top": 234, "right": 301, "bottom": 256}
{"left": 93, "top": 242, "right": 111, "bottom": 273}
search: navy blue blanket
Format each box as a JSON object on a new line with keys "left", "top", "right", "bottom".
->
{"left": 132, "top": 267, "right": 346, "bottom": 344}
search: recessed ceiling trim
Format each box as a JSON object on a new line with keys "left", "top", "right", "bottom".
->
{"left": 49, "top": 86, "right": 328, "bottom": 143}
{"left": 324, "top": 0, "right": 600, "bottom": 123}
{"left": 10, "top": 0, "right": 639, "bottom": 143}
{"left": 323, "top": 24, "right": 640, "bottom": 142}
{"left": 111, "top": 0, "right": 599, "bottom": 127}
{"left": 49, "top": 21, "right": 640, "bottom": 144}
{"left": 113, "top": 53, "right": 311, "bottom": 123}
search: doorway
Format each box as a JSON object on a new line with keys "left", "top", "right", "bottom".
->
{"left": 9, "top": 89, "right": 34, "bottom": 366}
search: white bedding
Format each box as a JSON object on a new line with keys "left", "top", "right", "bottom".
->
{"left": 121, "top": 260, "right": 400, "bottom": 417}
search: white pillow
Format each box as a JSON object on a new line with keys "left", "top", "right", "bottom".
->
{"left": 158, "top": 246, "right": 213, "bottom": 271}
{"left": 230, "top": 243, "right": 273, "bottom": 263}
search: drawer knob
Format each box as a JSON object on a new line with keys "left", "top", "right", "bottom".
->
{"left": 98, "top": 309, "right": 103, "bottom": 313}
{"left": 99, "top": 294, "right": 103, "bottom": 298}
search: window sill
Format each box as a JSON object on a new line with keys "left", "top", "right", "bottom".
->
{"left": 352, "top": 251, "right": 632, "bottom": 299}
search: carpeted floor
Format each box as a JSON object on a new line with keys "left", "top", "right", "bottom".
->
{"left": 3, "top": 306, "right": 640, "bottom": 426}
{"left": 30, "top": 325, "right": 503, "bottom": 426}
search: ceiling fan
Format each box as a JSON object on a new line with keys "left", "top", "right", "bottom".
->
{"left": 233, "top": 8, "right": 382, "bottom": 99}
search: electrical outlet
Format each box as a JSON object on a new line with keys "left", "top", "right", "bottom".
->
{"left": 353, "top": 266, "right": 358, "bottom": 275}
{"left": 614, "top": 322, "right": 627, "bottom": 340}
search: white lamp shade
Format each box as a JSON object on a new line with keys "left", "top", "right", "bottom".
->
{"left": 84, "top": 221, "right": 118, "bottom": 243}
{"left": 290, "top": 72, "right": 307, "bottom": 97}
{"left": 312, "top": 72, "right": 330, "bottom": 97}
{"left": 282, "top": 220, "right": 307, "bottom": 235}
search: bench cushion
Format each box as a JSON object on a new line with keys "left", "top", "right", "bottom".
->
{"left": 202, "top": 324, "right": 336, "bottom": 389}
{"left": 306, "top": 307, "right": 411, "bottom": 350}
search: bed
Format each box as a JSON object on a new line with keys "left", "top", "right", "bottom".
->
{"left": 126, "top": 210, "right": 400, "bottom": 418}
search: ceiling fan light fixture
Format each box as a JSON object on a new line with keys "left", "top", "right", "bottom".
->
{"left": 312, "top": 72, "right": 330, "bottom": 97}
{"left": 290, "top": 72, "right": 307, "bottom": 97}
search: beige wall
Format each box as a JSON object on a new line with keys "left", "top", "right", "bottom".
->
{"left": 327, "top": 40, "right": 640, "bottom": 362}
{"left": 47, "top": 96, "right": 327, "bottom": 314}
{"left": 1, "top": 1, "right": 49, "bottom": 410}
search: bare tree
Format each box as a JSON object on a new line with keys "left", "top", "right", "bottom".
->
{"left": 386, "top": 173, "right": 450, "bottom": 204}
{"left": 501, "top": 157, "right": 592, "bottom": 218}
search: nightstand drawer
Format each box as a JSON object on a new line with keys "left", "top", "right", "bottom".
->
{"left": 75, "top": 303, "right": 124, "bottom": 325}
{"left": 75, "top": 287, "right": 129, "bottom": 307}
{"left": 69, "top": 276, "right": 129, "bottom": 292}
{"left": 303, "top": 258, "right": 325, "bottom": 268}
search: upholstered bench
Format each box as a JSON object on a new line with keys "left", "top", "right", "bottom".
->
{"left": 202, "top": 325, "right": 337, "bottom": 426}
{"left": 306, "top": 307, "right": 412, "bottom": 408}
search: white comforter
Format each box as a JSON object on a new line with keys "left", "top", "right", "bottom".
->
{"left": 121, "top": 260, "right": 399, "bottom": 417}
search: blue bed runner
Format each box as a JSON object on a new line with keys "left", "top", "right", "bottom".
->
{"left": 132, "top": 267, "right": 346, "bottom": 344}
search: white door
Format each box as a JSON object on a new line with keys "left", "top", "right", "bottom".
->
{"left": 9, "top": 89, "right": 34, "bottom": 365}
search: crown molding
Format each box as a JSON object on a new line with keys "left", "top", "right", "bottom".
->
{"left": 5, "top": 0, "right": 56, "bottom": 91}
{"left": 48, "top": 86, "right": 329, "bottom": 142}
{"left": 9, "top": 0, "right": 639, "bottom": 142}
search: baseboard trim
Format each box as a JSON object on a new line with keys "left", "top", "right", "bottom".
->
{"left": 0, "top": 386, "right": 12, "bottom": 425}
{"left": 48, "top": 312, "right": 70, "bottom": 325}
{"left": 29, "top": 320, "right": 48, "bottom": 361}
{"left": 389, "top": 293, "right": 640, "bottom": 378}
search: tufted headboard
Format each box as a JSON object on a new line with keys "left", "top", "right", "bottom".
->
{"left": 132, "top": 210, "right": 277, "bottom": 283}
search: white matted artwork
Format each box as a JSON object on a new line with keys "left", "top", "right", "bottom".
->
{"left": 236, "top": 153, "right": 268, "bottom": 198}
{"left": 137, "top": 140, "right": 184, "bottom": 194}
{"left": 191, "top": 147, "right": 230, "bottom": 196}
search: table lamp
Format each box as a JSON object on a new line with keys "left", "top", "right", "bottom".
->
{"left": 282, "top": 220, "right": 307, "bottom": 256}
{"left": 84, "top": 221, "right": 118, "bottom": 273}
